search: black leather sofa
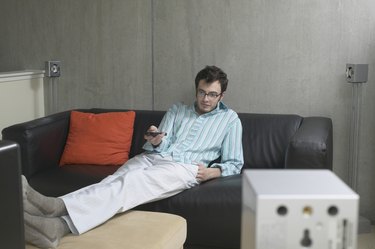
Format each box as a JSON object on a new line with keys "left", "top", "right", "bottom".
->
{"left": 2, "top": 108, "right": 333, "bottom": 249}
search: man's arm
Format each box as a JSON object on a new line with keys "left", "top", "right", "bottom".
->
{"left": 144, "top": 125, "right": 165, "bottom": 147}
{"left": 211, "top": 117, "right": 244, "bottom": 177}
{"left": 142, "top": 104, "right": 178, "bottom": 152}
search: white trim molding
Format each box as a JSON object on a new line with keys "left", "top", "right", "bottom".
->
{"left": 0, "top": 70, "right": 45, "bottom": 83}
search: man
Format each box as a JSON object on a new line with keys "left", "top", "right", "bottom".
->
{"left": 22, "top": 65, "right": 244, "bottom": 248}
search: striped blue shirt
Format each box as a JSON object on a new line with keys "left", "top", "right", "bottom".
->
{"left": 143, "top": 102, "right": 244, "bottom": 176}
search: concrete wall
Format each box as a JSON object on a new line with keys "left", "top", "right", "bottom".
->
{"left": 1, "top": 0, "right": 375, "bottom": 222}
{"left": 0, "top": 0, "right": 152, "bottom": 110}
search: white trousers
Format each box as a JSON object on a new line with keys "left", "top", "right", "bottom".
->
{"left": 61, "top": 153, "right": 199, "bottom": 234}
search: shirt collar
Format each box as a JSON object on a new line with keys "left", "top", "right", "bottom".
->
{"left": 192, "top": 101, "right": 228, "bottom": 116}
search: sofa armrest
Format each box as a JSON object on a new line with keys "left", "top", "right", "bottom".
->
{"left": 1, "top": 111, "right": 71, "bottom": 177}
{"left": 285, "top": 117, "right": 333, "bottom": 169}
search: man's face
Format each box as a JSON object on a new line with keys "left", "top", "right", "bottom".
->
{"left": 195, "top": 80, "right": 224, "bottom": 115}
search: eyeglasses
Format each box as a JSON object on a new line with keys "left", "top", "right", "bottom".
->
{"left": 197, "top": 89, "right": 222, "bottom": 100}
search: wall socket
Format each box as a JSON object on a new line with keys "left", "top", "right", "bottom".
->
{"left": 45, "top": 61, "right": 61, "bottom": 77}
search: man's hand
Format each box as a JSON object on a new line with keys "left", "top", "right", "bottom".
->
{"left": 196, "top": 164, "right": 221, "bottom": 182}
{"left": 144, "top": 125, "right": 165, "bottom": 147}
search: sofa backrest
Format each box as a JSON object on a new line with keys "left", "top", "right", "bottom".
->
{"left": 2, "top": 108, "right": 304, "bottom": 176}
{"left": 238, "top": 113, "right": 302, "bottom": 170}
{"left": 90, "top": 109, "right": 303, "bottom": 170}
{"left": 130, "top": 111, "right": 302, "bottom": 169}
{"left": 126, "top": 110, "right": 303, "bottom": 170}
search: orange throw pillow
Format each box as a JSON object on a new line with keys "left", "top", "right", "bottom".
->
{"left": 59, "top": 111, "right": 136, "bottom": 166}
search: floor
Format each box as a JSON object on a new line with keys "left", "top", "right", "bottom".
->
{"left": 185, "top": 227, "right": 375, "bottom": 249}
{"left": 358, "top": 227, "right": 375, "bottom": 249}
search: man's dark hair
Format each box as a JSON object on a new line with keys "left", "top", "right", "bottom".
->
{"left": 195, "top": 66, "right": 228, "bottom": 92}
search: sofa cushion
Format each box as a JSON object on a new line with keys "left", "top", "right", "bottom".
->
{"left": 135, "top": 175, "right": 242, "bottom": 249}
{"left": 59, "top": 111, "right": 135, "bottom": 166}
{"left": 89, "top": 109, "right": 166, "bottom": 158}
